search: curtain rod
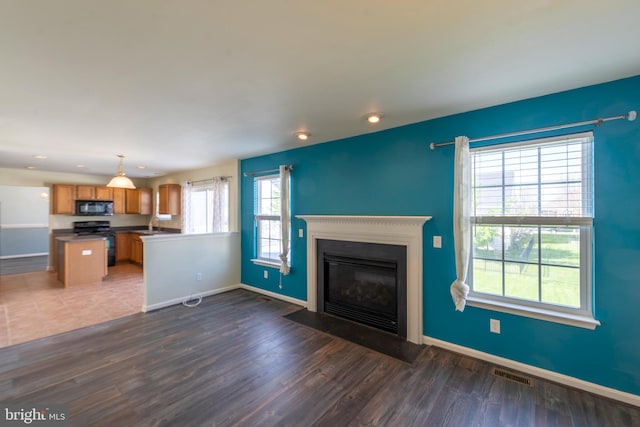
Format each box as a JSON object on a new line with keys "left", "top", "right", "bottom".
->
{"left": 243, "top": 165, "right": 293, "bottom": 177}
{"left": 187, "top": 176, "right": 232, "bottom": 185}
{"left": 429, "top": 110, "right": 637, "bottom": 150}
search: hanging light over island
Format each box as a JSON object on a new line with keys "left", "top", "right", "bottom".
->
{"left": 106, "top": 154, "right": 136, "bottom": 189}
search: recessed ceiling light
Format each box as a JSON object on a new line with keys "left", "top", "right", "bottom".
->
{"left": 33, "top": 155, "right": 47, "bottom": 159}
{"left": 25, "top": 166, "right": 36, "bottom": 170}
{"left": 76, "top": 164, "right": 86, "bottom": 168}
{"left": 295, "top": 131, "right": 310, "bottom": 141}
{"left": 366, "top": 113, "right": 383, "bottom": 124}
{"left": 137, "top": 165, "right": 146, "bottom": 169}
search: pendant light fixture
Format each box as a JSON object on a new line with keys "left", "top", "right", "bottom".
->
{"left": 106, "top": 154, "right": 136, "bottom": 189}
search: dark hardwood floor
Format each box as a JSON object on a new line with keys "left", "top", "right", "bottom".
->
{"left": 0, "top": 289, "right": 637, "bottom": 426}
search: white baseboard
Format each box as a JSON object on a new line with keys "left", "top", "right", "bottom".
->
{"left": 141, "top": 283, "right": 307, "bottom": 312}
{"left": 142, "top": 285, "right": 240, "bottom": 312}
{"left": 0, "top": 252, "right": 48, "bottom": 260}
{"left": 238, "top": 283, "right": 307, "bottom": 307}
{"left": 423, "top": 336, "right": 640, "bottom": 407}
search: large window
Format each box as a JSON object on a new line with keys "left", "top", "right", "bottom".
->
{"left": 469, "top": 132, "right": 596, "bottom": 325}
{"left": 183, "top": 180, "right": 229, "bottom": 234}
{"left": 254, "top": 174, "right": 286, "bottom": 264}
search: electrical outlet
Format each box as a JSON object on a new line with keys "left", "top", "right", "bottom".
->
{"left": 263, "top": 270, "right": 268, "bottom": 279}
{"left": 196, "top": 272, "right": 202, "bottom": 281}
{"left": 433, "top": 236, "right": 442, "bottom": 248}
{"left": 490, "top": 318, "right": 501, "bottom": 334}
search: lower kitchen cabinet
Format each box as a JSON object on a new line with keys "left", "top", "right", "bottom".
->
{"left": 115, "top": 232, "right": 142, "bottom": 265}
{"left": 130, "top": 234, "right": 143, "bottom": 265}
{"left": 115, "top": 233, "right": 131, "bottom": 262}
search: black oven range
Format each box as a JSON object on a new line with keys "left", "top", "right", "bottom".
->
{"left": 72, "top": 220, "right": 116, "bottom": 267}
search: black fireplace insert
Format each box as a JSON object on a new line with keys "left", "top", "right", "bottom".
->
{"left": 317, "top": 239, "right": 407, "bottom": 337}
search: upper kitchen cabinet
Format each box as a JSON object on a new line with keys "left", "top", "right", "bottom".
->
{"left": 95, "top": 186, "right": 113, "bottom": 200}
{"left": 76, "top": 185, "right": 113, "bottom": 200}
{"left": 52, "top": 184, "right": 75, "bottom": 214}
{"left": 112, "top": 187, "right": 126, "bottom": 214}
{"left": 159, "top": 184, "right": 181, "bottom": 215}
{"left": 126, "top": 188, "right": 152, "bottom": 214}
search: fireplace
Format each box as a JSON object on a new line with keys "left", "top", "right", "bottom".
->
{"left": 318, "top": 239, "right": 407, "bottom": 336}
{"left": 297, "top": 215, "right": 431, "bottom": 344}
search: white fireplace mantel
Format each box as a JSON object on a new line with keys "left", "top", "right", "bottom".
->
{"left": 296, "top": 215, "right": 432, "bottom": 344}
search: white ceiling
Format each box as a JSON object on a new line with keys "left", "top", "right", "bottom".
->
{"left": 1, "top": 0, "right": 639, "bottom": 178}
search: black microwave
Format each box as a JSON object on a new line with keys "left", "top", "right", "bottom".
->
{"left": 75, "top": 200, "right": 114, "bottom": 216}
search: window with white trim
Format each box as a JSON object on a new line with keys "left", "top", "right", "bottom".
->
{"left": 469, "top": 132, "right": 595, "bottom": 322}
{"left": 254, "top": 174, "right": 283, "bottom": 264}
{"left": 183, "top": 180, "right": 229, "bottom": 234}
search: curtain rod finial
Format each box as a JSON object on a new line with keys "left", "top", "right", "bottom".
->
{"left": 627, "top": 110, "right": 637, "bottom": 121}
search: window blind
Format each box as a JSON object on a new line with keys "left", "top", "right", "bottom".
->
{"left": 471, "top": 132, "right": 593, "bottom": 225}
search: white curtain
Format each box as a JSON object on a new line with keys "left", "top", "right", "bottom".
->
{"left": 450, "top": 136, "right": 471, "bottom": 311}
{"left": 211, "top": 177, "right": 229, "bottom": 232}
{"left": 279, "top": 165, "right": 291, "bottom": 275}
{"left": 181, "top": 180, "right": 193, "bottom": 233}
{"left": 181, "top": 178, "right": 229, "bottom": 234}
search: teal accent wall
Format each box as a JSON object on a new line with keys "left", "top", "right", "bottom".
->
{"left": 241, "top": 75, "right": 640, "bottom": 395}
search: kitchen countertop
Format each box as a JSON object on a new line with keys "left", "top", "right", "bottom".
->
{"left": 115, "top": 228, "right": 181, "bottom": 236}
{"left": 55, "top": 235, "right": 107, "bottom": 242}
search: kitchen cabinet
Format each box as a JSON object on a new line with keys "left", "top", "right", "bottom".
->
{"left": 115, "top": 232, "right": 131, "bottom": 262}
{"left": 75, "top": 185, "right": 93, "bottom": 200}
{"left": 76, "top": 185, "right": 113, "bottom": 200}
{"left": 130, "top": 234, "right": 143, "bottom": 265}
{"left": 56, "top": 236, "right": 107, "bottom": 287}
{"left": 112, "top": 188, "right": 126, "bottom": 214}
{"left": 159, "top": 184, "right": 181, "bottom": 215}
{"left": 95, "top": 186, "right": 113, "bottom": 200}
{"left": 52, "top": 184, "right": 75, "bottom": 214}
{"left": 126, "top": 188, "right": 152, "bottom": 214}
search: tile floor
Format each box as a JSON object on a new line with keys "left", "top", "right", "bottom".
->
{"left": 0, "top": 263, "right": 143, "bottom": 348}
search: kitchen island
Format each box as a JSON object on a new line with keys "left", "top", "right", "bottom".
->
{"left": 56, "top": 235, "right": 107, "bottom": 287}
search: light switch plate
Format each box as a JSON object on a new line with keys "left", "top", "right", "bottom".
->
{"left": 299, "top": 228, "right": 304, "bottom": 238}
{"left": 433, "top": 236, "right": 442, "bottom": 248}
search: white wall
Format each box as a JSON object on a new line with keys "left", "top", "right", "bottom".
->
{"left": 146, "top": 159, "right": 240, "bottom": 231}
{"left": 0, "top": 186, "right": 50, "bottom": 271}
{"left": 142, "top": 232, "right": 241, "bottom": 310}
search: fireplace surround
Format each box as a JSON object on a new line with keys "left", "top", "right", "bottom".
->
{"left": 297, "top": 215, "right": 432, "bottom": 344}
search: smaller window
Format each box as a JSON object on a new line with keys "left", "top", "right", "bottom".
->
{"left": 254, "top": 174, "right": 285, "bottom": 264}
{"left": 183, "top": 180, "right": 229, "bottom": 234}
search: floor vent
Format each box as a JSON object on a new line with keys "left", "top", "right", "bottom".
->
{"left": 493, "top": 368, "right": 534, "bottom": 387}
